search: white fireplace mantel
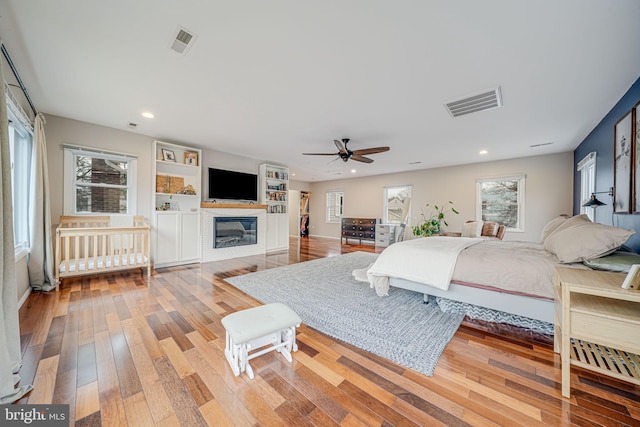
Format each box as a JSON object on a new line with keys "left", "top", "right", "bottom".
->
{"left": 201, "top": 208, "right": 267, "bottom": 262}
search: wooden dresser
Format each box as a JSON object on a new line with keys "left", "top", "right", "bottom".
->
{"left": 341, "top": 218, "right": 376, "bottom": 244}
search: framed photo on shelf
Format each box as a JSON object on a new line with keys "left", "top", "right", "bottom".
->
{"left": 162, "top": 148, "right": 176, "bottom": 162}
{"left": 614, "top": 110, "right": 632, "bottom": 213}
{"left": 633, "top": 101, "right": 640, "bottom": 213}
{"left": 184, "top": 151, "right": 198, "bottom": 166}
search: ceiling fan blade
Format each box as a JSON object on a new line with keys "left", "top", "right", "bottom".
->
{"left": 350, "top": 154, "right": 374, "bottom": 163}
{"left": 352, "top": 146, "right": 390, "bottom": 156}
{"left": 327, "top": 156, "right": 340, "bottom": 165}
{"left": 334, "top": 139, "right": 348, "bottom": 154}
{"left": 302, "top": 152, "right": 340, "bottom": 156}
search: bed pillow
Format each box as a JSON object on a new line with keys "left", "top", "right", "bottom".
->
{"left": 462, "top": 221, "right": 483, "bottom": 237}
{"left": 545, "top": 214, "right": 591, "bottom": 240}
{"left": 540, "top": 215, "right": 569, "bottom": 242}
{"left": 481, "top": 221, "right": 499, "bottom": 237}
{"left": 543, "top": 222, "right": 635, "bottom": 263}
{"left": 583, "top": 251, "right": 640, "bottom": 273}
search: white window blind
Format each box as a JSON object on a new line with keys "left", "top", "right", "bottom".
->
{"left": 326, "top": 191, "right": 344, "bottom": 223}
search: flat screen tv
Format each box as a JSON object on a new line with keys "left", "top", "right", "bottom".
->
{"left": 208, "top": 168, "right": 258, "bottom": 201}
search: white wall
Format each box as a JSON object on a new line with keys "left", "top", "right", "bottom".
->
{"left": 44, "top": 115, "right": 271, "bottom": 222}
{"left": 307, "top": 152, "right": 574, "bottom": 243}
{"left": 199, "top": 148, "right": 265, "bottom": 202}
{"left": 45, "top": 115, "right": 156, "bottom": 223}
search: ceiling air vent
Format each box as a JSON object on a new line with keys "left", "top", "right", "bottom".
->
{"left": 445, "top": 86, "right": 503, "bottom": 118}
{"left": 170, "top": 26, "right": 197, "bottom": 55}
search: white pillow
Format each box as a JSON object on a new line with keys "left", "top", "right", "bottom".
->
{"left": 462, "top": 221, "right": 483, "bottom": 238}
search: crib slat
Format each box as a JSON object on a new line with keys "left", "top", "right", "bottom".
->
{"left": 83, "top": 235, "right": 89, "bottom": 273}
{"left": 133, "top": 231, "right": 139, "bottom": 266}
{"left": 119, "top": 233, "right": 124, "bottom": 268}
{"left": 74, "top": 235, "right": 80, "bottom": 273}
{"left": 64, "top": 235, "right": 70, "bottom": 275}
{"left": 101, "top": 233, "right": 107, "bottom": 271}
{"left": 109, "top": 234, "right": 115, "bottom": 271}
{"left": 93, "top": 234, "right": 98, "bottom": 271}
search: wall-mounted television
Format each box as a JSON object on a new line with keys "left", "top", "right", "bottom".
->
{"left": 208, "top": 168, "right": 258, "bottom": 201}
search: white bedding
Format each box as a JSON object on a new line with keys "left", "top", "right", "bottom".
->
{"left": 367, "top": 236, "right": 483, "bottom": 296}
{"left": 367, "top": 237, "right": 587, "bottom": 301}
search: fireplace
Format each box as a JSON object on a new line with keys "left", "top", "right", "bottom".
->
{"left": 213, "top": 216, "right": 257, "bottom": 248}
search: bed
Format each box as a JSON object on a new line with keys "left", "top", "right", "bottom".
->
{"left": 54, "top": 215, "right": 151, "bottom": 291}
{"left": 365, "top": 215, "right": 636, "bottom": 324}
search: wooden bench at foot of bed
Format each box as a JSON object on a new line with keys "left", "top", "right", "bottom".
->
{"left": 54, "top": 216, "right": 151, "bottom": 291}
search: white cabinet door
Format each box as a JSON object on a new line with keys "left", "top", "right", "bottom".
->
{"left": 155, "top": 212, "right": 179, "bottom": 265}
{"left": 265, "top": 214, "right": 289, "bottom": 253}
{"left": 276, "top": 214, "right": 289, "bottom": 250}
{"left": 180, "top": 212, "right": 200, "bottom": 261}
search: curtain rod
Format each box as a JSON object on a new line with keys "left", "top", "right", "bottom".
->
{"left": 1, "top": 43, "right": 37, "bottom": 117}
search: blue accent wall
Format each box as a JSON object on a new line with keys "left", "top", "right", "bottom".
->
{"left": 573, "top": 77, "right": 640, "bottom": 251}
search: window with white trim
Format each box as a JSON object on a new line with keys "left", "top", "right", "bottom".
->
{"left": 383, "top": 185, "right": 411, "bottom": 224}
{"left": 63, "top": 146, "right": 137, "bottom": 214}
{"left": 326, "top": 191, "right": 344, "bottom": 223}
{"left": 476, "top": 174, "right": 525, "bottom": 232}
{"left": 8, "top": 110, "right": 33, "bottom": 250}
{"left": 577, "top": 152, "right": 596, "bottom": 221}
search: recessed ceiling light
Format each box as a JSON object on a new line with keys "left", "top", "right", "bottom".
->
{"left": 291, "top": 173, "right": 296, "bottom": 177}
{"left": 142, "top": 112, "right": 155, "bottom": 119}
{"left": 351, "top": 169, "right": 356, "bottom": 173}
{"left": 479, "top": 150, "right": 488, "bottom": 155}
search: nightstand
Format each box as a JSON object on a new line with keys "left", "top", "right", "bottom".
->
{"left": 554, "top": 267, "right": 640, "bottom": 398}
{"left": 375, "top": 224, "right": 395, "bottom": 247}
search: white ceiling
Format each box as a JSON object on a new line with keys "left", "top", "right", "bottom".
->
{"left": 1, "top": 1, "right": 640, "bottom": 182}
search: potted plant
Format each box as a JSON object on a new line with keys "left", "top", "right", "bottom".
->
{"left": 412, "top": 201, "right": 459, "bottom": 237}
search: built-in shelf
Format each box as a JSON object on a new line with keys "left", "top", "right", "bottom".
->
{"left": 152, "top": 140, "right": 202, "bottom": 268}
{"left": 259, "top": 163, "right": 289, "bottom": 252}
{"left": 156, "top": 160, "right": 200, "bottom": 176}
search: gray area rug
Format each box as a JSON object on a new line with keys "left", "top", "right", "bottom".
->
{"left": 225, "top": 251, "right": 465, "bottom": 376}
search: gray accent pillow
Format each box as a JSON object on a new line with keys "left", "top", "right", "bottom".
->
{"left": 584, "top": 251, "right": 640, "bottom": 273}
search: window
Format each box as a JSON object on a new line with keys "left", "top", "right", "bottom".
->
{"left": 577, "top": 152, "right": 596, "bottom": 221}
{"left": 63, "top": 145, "right": 137, "bottom": 214}
{"left": 476, "top": 174, "right": 525, "bottom": 232}
{"left": 384, "top": 185, "right": 411, "bottom": 224}
{"left": 326, "top": 191, "right": 344, "bottom": 223}
{"left": 7, "top": 111, "right": 33, "bottom": 250}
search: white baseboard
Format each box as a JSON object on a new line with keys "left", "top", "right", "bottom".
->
{"left": 18, "top": 287, "right": 31, "bottom": 309}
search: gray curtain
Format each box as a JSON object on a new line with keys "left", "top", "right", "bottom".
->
{"left": 0, "top": 40, "right": 32, "bottom": 403}
{"left": 27, "top": 113, "right": 55, "bottom": 291}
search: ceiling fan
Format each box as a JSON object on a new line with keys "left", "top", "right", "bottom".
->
{"left": 303, "top": 138, "right": 390, "bottom": 163}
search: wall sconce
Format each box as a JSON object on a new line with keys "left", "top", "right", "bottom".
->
{"left": 582, "top": 187, "right": 614, "bottom": 208}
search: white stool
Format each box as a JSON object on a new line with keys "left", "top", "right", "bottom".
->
{"left": 221, "top": 303, "right": 302, "bottom": 379}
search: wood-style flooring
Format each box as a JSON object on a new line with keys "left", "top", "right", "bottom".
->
{"left": 16, "top": 236, "right": 640, "bottom": 426}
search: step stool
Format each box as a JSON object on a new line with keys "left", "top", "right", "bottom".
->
{"left": 221, "top": 303, "right": 302, "bottom": 379}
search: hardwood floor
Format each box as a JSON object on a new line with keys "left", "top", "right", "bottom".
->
{"left": 16, "top": 236, "right": 640, "bottom": 426}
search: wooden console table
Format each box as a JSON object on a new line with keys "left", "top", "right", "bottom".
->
{"left": 554, "top": 267, "right": 640, "bottom": 398}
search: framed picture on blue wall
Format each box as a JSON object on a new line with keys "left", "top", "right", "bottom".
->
{"left": 614, "top": 110, "right": 633, "bottom": 213}
{"left": 634, "top": 101, "right": 640, "bottom": 213}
